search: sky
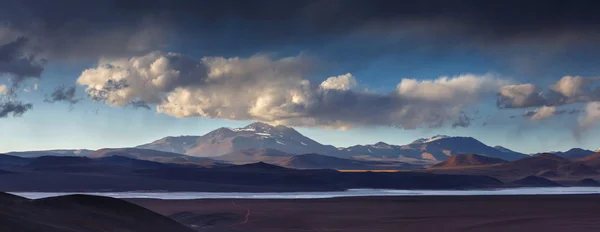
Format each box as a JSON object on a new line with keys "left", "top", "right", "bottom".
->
{"left": 1, "top": 0, "right": 600, "bottom": 153}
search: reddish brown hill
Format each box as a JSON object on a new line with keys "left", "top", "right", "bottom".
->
{"left": 430, "top": 153, "right": 597, "bottom": 180}
{"left": 576, "top": 153, "right": 600, "bottom": 168}
{"left": 431, "top": 154, "right": 506, "bottom": 168}
{"left": 500, "top": 153, "right": 597, "bottom": 177}
{"left": 507, "top": 153, "right": 568, "bottom": 170}
{"left": 556, "top": 163, "right": 598, "bottom": 176}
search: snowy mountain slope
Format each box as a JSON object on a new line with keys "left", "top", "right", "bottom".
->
{"left": 137, "top": 123, "right": 527, "bottom": 162}
{"left": 137, "top": 122, "right": 338, "bottom": 157}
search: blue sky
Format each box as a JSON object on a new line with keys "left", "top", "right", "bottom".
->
{"left": 2, "top": 47, "right": 598, "bottom": 154}
{"left": 1, "top": 0, "right": 600, "bottom": 153}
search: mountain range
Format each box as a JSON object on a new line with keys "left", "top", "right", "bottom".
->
{"left": 6, "top": 149, "right": 94, "bottom": 158}
{"left": 136, "top": 122, "right": 338, "bottom": 157}
{"left": 135, "top": 122, "right": 531, "bottom": 164}
{"left": 4, "top": 122, "right": 598, "bottom": 167}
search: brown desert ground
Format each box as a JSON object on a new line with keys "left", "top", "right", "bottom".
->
{"left": 130, "top": 195, "right": 600, "bottom": 232}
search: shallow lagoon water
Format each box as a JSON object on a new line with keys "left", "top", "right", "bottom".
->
{"left": 10, "top": 187, "right": 600, "bottom": 200}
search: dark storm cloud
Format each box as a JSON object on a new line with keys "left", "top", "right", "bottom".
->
{"left": 3, "top": 0, "right": 600, "bottom": 122}
{"left": 122, "top": 0, "right": 600, "bottom": 43}
{"left": 0, "top": 37, "right": 43, "bottom": 85}
{"left": 452, "top": 113, "right": 472, "bottom": 128}
{"left": 44, "top": 85, "right": 80, "bottom": 105}
{"left": 0, "top": 0, "right": 168, "bottom": 60}
{"left": 3, "top": 0, "right": 600, "bottom": 55}
{"left": 128, "top": 100, "right": 151, "bottom": 110}
{"left": 0, "top": 101, "right": 32, "bottom": 118}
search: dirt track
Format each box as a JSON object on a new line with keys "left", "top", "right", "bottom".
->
{"left": 129, "top": 195, "right": 600, "bottom": 232}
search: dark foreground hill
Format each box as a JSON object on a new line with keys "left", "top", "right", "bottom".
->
{"left": 0, "top": 192, "right": 192, "bottom": 232}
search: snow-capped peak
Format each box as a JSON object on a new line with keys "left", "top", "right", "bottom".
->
{"left": 371, "top": 142, "right": 392, "bottom": 149}
{"left": 596, "top": 148, "right": 600, "bottom": 153}
{"left": 232, "top": 122, "right": 277, "bottom": 132}
{"left": 411, "top": 135, "right": 451, "bottom": 144}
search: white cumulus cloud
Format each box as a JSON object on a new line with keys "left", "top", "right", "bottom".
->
{"left": 397, "top": 74, "right": 508, "bottom": 104}
{"left": 550, "top": 76, "right": 587, "bottom": 98}
{"left": 530, "top": 106, "right": 557, "bottom": 120}
{"left": 320, "top": 73, "right": 357, "bottom": 90}
{"left": 580, "top": 102, "right": 600, "bottom": 128}
{"left": 77, "top": 51, "right": 510, "bottom": 129}
{"left": 497, "top": 76, "right": 600, "bottom": 109}
{"left": 0, "top": 84, "right": 8, "bottom": 95}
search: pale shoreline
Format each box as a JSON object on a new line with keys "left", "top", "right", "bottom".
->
{"left": 10, "top": 187, "right": 600, "bottom": 200}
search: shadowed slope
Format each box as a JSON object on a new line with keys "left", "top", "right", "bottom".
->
{"left": 280, "top": 153, "right": 411, "bottom": 170}
{"left": 574, "top": 178, "right": 600, "bottom": 186}
{"left": 0, "top": 154, "right": 32, "bottom": 168}
{"left": 510, "top": 176, "right": 562, "bottom": 187}
{"left": 215, "top": 148, "right": 293, "bottom": 163}
{"left": 89, "top": 148, "right": 225, "bottom": 167}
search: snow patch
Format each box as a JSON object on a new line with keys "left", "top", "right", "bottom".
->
{"left": 276, "top": 140, "right": 286, "bottom": 145}
{"left": 255, "top": 132, "right": 271, "bottom": 136}
{"left": 368, "top": 149, "right": 372, "bottom": 153}
{"left": 411, "top": 135, "right": 451, "bottom": 144}
{"left": 300, "top": 142, "right": 307, "bottom": 146}
{"left": 233, "top": 128, "right": 256, "bottom": 132}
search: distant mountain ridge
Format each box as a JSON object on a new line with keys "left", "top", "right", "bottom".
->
{"left": 5, "top": 122, "right": 593, "bottom": 166}
{"left": 135, "top": 122, "right": 529, "bottom": 163}
{"left": 7, "top": 149, "right": 94, "bottom": 158}
{"left": 136, "top": 122, "right": 338, "bottom": 157}
{"left": 337, "top": 136, "right": 527, "bottom": 162}
{"left": 550, "top": 148, "right": 596, "bottom": 159}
